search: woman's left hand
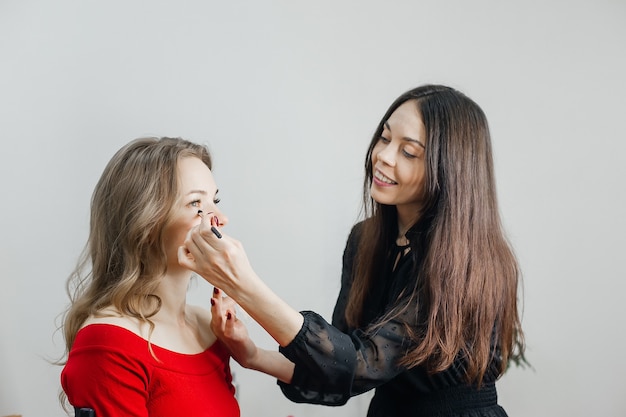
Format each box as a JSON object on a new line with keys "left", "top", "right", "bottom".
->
{"left": 210, "top": 288, "right": 258, "bottom": 368}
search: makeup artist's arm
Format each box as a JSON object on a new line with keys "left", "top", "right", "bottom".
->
{"left": 178, "top": 221, "right": 304, "bottom": 348}
{"left": 245, "top": 347, "right": 295, "bottom": 383}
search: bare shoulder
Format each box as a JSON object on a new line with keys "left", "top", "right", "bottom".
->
{"left": 187, "top": 304, "right": 212, "bottom": 328}
{"left": 187, "top": 304, "right": 217, "bottom": 346}
{"left": 80, "top": 306, "right": 146, "bottom": 337}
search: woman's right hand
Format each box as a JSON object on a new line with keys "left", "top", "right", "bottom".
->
{"left": 178, "top": 216, "right": 256, "bottom": 296}
{"left": 210, "top": 288, "right": 258, "bottom": 368}
{"left": 212, "top": 289, "right": 296, "bottom": 384}
{"left": 179, "top": 215, "right": 304, "bottom": 348}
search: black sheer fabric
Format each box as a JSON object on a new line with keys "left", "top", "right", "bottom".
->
{"left": 277, "top": 222, "right": 507, "bottom": 416}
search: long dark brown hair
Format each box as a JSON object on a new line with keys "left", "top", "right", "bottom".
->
{"left": 345, "top": 85, "right": 525, "bottom": 384}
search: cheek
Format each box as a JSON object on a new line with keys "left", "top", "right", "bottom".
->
{"left": 370, "top": 150, "right": 378, "bottom": 167}
{"left": 371, "top": 142, "right": 385, "bottom": 161}
{"left": 163, "top": 218, "right": 196, "bottom": 247}
{"left": 415, "top": 169, "right": 427, "bottom": 189}
{"left": 401, "top": 164, "right": 427, "bottom": 193}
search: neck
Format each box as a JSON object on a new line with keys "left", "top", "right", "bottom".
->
{"left": 397, "top": 216, "right": 419, "bottom": 245}
{"left": 396, "top": 206, "right": 421, "bottom": 245}
{"left": 396, "top": 231, "right": 410, "bottom": 247}
{"left": 153, "top": 270, "right": 192, "bottom": 324}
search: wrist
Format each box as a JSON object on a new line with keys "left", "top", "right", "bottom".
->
{"left": 244, "top": 347, "right": 264, "bottom": 371}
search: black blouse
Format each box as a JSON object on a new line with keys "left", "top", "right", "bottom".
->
{"left": 277, "top": 222, "right": 508, "bottom": 417}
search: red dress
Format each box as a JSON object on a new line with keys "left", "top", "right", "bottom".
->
{"left": 61, "top": 324, "right": 240, "bottom": 417}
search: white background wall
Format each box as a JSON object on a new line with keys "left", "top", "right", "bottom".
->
{"left": 1, "top": 1, "right": 625, "bottom": 416}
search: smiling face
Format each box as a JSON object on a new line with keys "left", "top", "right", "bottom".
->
{"left": 370, "top": 99, "right": 427, "bottom": 226}
{"left": 162, "top": 156, "right": 227, "bottom": 271}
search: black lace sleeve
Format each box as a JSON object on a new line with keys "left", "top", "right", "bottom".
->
{"left": 330, "top": 222, "right": 361, "bottom": 333}
{"left": 277, "top": 223, "right": 419, "bottom": 405}
{"left": 278, "top": 309, "right": 416, "bottom": 405}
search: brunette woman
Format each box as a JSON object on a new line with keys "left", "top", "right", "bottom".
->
{"left": 181, "top": 85, "right": 525, "bottom": 417}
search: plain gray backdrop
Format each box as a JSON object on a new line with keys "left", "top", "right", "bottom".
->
{"left": 1, "top": 1, "right": 625, "bottom": 416}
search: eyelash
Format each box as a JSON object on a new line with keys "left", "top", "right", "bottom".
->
{"left": 190, "top": 198, "right": 220, "bottom": 209}
{"left": 379, "top": 136, "right": 417, "bottom": 159}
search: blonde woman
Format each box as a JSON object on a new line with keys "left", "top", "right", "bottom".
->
{"left": 59, "top": 137, "right": 239, "bottom": 417}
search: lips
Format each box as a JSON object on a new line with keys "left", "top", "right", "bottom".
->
{"left": 374, "top": 169, "right": 397, "bottom": 185}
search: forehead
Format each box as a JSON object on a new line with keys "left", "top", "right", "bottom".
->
{"left": 176, "top": 156, "right": 216, "bottom": 190}
{"left": 384, "top": 100, "right": 426, "bottom": 147}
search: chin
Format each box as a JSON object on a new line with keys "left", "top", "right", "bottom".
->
{"left": 371, "top": 191, "right": 394, "bottom": 206}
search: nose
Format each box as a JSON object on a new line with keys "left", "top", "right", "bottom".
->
{"left": 214, "top": 207, "right": 229, "bottom": 227}
{"left": 376, "top": 144, "right": 396, "bottom": 167}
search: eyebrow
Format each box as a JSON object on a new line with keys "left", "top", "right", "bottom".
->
{"left": 185, "top": 188, "right": 219, "bottom": 197}
{"left": 384, "top": 122, "right": 425, "bottom": 148}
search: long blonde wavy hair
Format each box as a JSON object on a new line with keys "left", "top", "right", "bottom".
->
{"left": 58, "top": 136, "right": 212, "bottom": 355}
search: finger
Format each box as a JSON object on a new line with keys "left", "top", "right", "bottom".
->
{"left": 186, "top": 226, "right": 208, "bottom": 258}
{"left": 214, "top": 287, "right": 230, "bottom": 304}
{"left": 197, "top": 216, "right": 219, "bottom": 240}
{"left": 177, "top": 245, "right": 195, "bottom": 269}
{"left": 191, "top": 221, "right": 228, "bottom": 249}
{"left": 210, "top": 216, "right": 223, "bottom": 239}
{"left": 216, "top": 290, "right": 240, "bottom": 313}
{"left": 224, "top": 308, "right": 236, "bottom": 337}
{"left": 212, "top": 290, "right": 237, "bottom": 324}
{"left": 210, "top": 295, "right": 227, "bottom": 332}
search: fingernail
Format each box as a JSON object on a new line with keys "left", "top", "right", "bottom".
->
{"left": 213, "top": 287, "right": 219, "bottom": 295}
{"left": 226, "top": 312, "right": 232, "bottom": 320}
{"left": 210, "top": 298, "right": 215, "bottom": 306}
